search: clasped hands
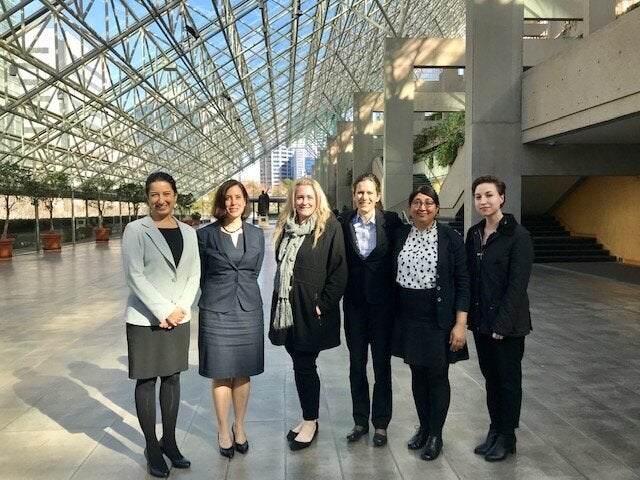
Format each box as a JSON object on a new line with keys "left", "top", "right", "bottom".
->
{"left": 159, "top": 306, "right": 187, "bottom": 330}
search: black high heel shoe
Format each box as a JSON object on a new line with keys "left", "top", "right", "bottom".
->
{"left": 408, "top": 425, "right": 429, "bottom": 450}
{"left": 159, "top": 438, "right": 191, "bottom": 468}
{"left": 218, "top": 433, "right": 235, "bottom": 459}
{"left": 289, "top": 422, "right": 318, "bottom": 451}
{"left": 232, "top": 424, "right": 249, "bottom": 454}
{"left": 144, "top": 447, "right": 169, "bottom": 478}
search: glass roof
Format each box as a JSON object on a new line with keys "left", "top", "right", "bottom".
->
{"left": 0, "top": 0, "right": 464, "bottom": 195}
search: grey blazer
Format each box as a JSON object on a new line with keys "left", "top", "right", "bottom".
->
{"left": 122, "top": 216, "right": 201, "bottom": 326}
{"left": 197, "top": 221, "right": 264, "bottom": 313}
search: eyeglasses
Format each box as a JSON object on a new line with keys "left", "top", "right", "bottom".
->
{"left": 411, "top": 199, "right": 436, "bottom": 208}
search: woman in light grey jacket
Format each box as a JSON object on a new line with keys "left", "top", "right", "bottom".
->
{"left": 122, "top": 172, "right": 200, "bottom": 478}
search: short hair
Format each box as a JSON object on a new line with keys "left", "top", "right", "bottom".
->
{"left": 145, "top": 172, "right": 177, "bottom": 196}
{"left": 408, "top": 185, "right": 440, "bottom": 207}
{"left": 472, "top": 175, "right": 506, "bottom": 206}
{"left": 352, "top": 172, "right": 381, "bottom": 195}
{"left": 212, "top": 179, "right": 249, "bottom": 220}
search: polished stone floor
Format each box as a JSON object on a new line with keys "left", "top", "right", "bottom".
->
{"left": 0, "top": 227, "right": 639, "bottom": 480}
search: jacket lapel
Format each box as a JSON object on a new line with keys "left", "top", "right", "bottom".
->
{"left": 211, "top": 222, "right": 235, "bottom": 267}
{"left": 141, "top": 215, "right": 176, "bottom": 270}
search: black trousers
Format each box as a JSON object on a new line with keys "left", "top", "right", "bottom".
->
{"left": 344, "top": 300, "right": 393, "bottom": 429}
{"left": 409, "top": 364, "right": 450, "bottom": 437}
{"left": 286, "top": 345, "right": 321, "bottom": 420}
{"left": 474, "top": 332, "right": 525, "bottom": 435}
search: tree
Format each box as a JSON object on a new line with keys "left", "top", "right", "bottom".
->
{"left": 176, "top": 193, "right": 195, "bottom": 219}
{"left": 39, "top": 171, "right": 70, "bottom": 231}
{"left": 0, "top": 162, "right": 30, "bottom": 239}
{"left": 116, "top": 182, "right": 146, "bottom": 222}
{"left": 82, "top": 176, "right": 116, "bottom": 228}
{"left": 413, "top": 111, "right": 465, "bottom": 169}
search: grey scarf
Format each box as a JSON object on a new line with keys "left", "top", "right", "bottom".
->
{"left": 273, "top": 216, "right": 316, "bottom": 330}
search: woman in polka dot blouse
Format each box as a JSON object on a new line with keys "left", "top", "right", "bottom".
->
{"left": 391, "top": 185, "right": 470, "bottom": 461}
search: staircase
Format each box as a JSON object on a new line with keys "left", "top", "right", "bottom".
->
{"left": 412, "top": 173, "right": 433, "bottom": 191}
{"left": 522, "top": 215, "right": 617, "bottom": 263}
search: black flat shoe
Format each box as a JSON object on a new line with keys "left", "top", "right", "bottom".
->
{"left": 408, "top": 425, "right": 429, "bottom": 450}
{"left": 420, "top": 436, "right": 443, "bottom": 461}
{"left": 372, "top": 431, "right": 387, "bottom": 447}
{"left": 346, "top": 425, "right": 369, "bottom": 442}
{"left": 473, "top": 427, "right": 498, "bottom": 455}
{"left": 289, "top": 422, "right": 318, "bottom": 451}
{"left": 232, "top": 424, "right": 249, "bottom": 454}
{"left": 218, "top": 434, "right": 235, "bottom": 459}
{"left": 286, "top": 429, "right": 298, "bottom": 441}
{"left": 159, "top": 438, "right": 191, "bottom": 468}
{"left": 144, "top": 448, "right": 169, "bottom": 478}
{"left": 484, "top": 433, "right": 516, "bottom": 462}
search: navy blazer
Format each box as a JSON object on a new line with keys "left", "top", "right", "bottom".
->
{"left": 393, "top": 222, "right": 470, "bottom": 330}
{"left": 197, "top": 221, "right": 265, "bottom": 313}
{"left": 339, "top": 209, "right": 402, "bottom": 305}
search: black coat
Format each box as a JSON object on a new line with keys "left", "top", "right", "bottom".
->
{"left": 465, "top": 213, "right": 534, "bottom": 337}
{"left": 392, "top": 222, "right": 470, "bottom": 332}
{"left": 197, "top": 221, "right": 264, "bottom": 313}
{"left": 269, "top": 216, "right": 348, "bottom": 351}
{"left": 338, "top": 209, "right": 402, "bottom": 305}
{"left": 391, "top": 222, "right": 470, "bottom": 364}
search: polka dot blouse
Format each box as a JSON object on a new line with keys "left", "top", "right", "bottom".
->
{"left": 396, "top": 222, "right": 438, "bottom": 290}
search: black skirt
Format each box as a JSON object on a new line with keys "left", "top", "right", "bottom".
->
{"left": 392, "top": 287, "right": 468, "bottom": 367}
{"left": 126, "top": 322, "right": 190, "bottom": 379}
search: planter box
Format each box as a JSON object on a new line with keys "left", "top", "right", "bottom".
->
{"left": 94, "top": 227, "right": 111, "bottom": 243}
{"left": 0, "top": 237, "right": 15, "bottom": 260}
{"left": 41, "top": 232, "right": 62, "bottom": 252}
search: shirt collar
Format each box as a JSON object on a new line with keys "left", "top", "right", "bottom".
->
{"left": 354, "top": 211, "right": 376, "bottom": 226}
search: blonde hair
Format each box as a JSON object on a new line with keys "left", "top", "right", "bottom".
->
{"left": 274, "top": 177, "right": 332, "bottom": 248}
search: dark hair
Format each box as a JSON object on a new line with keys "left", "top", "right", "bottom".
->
{"left": 213, "top": 179, "right": 249, "bottom": 220}
{"left": 145, "top": 172, "right": 177, "bottom": 196}
{"left": 408, "top": 185, "right": 440, "bottom": 207}
{"left": 352, "top": 172, "right": 381, "bottom": 195}
{"left": 472, "top": 175, "right": 506, "bottom": 206}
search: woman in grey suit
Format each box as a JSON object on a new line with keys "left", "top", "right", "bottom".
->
{"left": 122, "top": 172, "right": 200, "bottom": 478}
{"left": 197, "top": 179, "right": 265, "bottom": 459}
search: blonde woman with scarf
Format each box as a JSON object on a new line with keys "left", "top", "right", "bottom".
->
{"left": 269, "top": 177, "right": 347, "bottom": 451}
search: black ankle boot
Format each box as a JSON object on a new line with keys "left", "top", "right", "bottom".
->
{"left": 407, "top": 425, "right": 429, "bottom": 450}
{"left": 419, "top": 435, "right": 443, "bottom": 461}
{"left": 484, "top": 433, "right": 516, "bottom": 462}
{"left": 473, "top": 427, "right": 498, "bottom": 455}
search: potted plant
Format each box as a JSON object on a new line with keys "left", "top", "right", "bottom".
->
{"left": 116, "top": 182, "right": 146, "bottom": 225}
{"left": 0, "top": 162, "right": 29, "bottom": 259}
{"left": 82, "top": 176, "right": 116, "bottom": 243}
{"left": 38, "top": 171, "right": 70, "bottom": 252}
{"left": 177, "top": 193, "right": 195, "bottom": 224}
{"left": 190, "top": 211, "right": 202, "bottom": 226}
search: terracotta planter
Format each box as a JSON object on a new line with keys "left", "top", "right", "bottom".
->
{"left": 0, "top": 237, "right": 15, "bottom": 260}
{"left": 41, "top": 232, "right": 62, "bottom": 252}
{"left": 94, "top": 227, "right": 111, "bottom": 243}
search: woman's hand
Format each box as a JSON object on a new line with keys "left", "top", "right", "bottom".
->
{"left": 163, "top": 307, "right": 187, "bottom": 329}
{"left": 449, "top": 323, "right": 467, "bottom": 352}
{"left": 491, "top": 332, "right": 504, "bottom": 340}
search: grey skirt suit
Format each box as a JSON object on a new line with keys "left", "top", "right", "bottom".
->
{"left": 197, "top": 221, "right": 265, "bottom": 379}
{"left": 122, "top": 216, "right": 201, "bottom": 379}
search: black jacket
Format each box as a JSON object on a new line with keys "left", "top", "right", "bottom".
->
{"left": 465, "top": 213, "right": 534, "bottom": 337}
{"left": 197, "top": 221, "right": 265, "bottom": 313}
{"left": 338, "top": 209, "right": 402, "bottom": 305}
{"left": 269, "top": 216, "right": 348, "bottom": 351}
{"left": 392, "top": 222, "right": 470, "bottom": 331}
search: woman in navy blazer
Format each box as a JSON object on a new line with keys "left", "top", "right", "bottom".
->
{"left": 197, "top": 179, "right": 265, "bottom": 459}
{"left": 392, "top": 186, "right": 469, "bottom": 461}
{"left": 122, "top": 172, "right": 200, "bottom": 478}
{"left": 338, "top": 173, "right": 402, "bottom": 446}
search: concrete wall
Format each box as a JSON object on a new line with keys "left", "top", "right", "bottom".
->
{"left": 522, "top": 7, "right": 640, "bottom": 142}
{"left": 553, "top": 176, "right": 640, "bottom": 264}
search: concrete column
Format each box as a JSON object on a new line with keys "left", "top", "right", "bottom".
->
{"left": 383, "top": 38, "right": 416, "bottom": 214}
{"left": 336, "top": 121, "right": 354, "bottom": 210}
{"left": 465, "top": 0, "right": 525, "bottom": 227}
{"left": 326, "top": 137, "right": 338, "bottom": 209}
{"left": 584, "top": 0, "right": 615, "bottom": 35}
{"left": 353, "top": 92, "right": 383, "bottom": 179}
